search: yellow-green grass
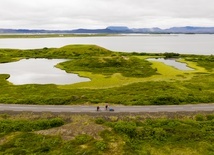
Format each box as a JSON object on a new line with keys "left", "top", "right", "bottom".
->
{"left": 133, "top": 55, "right": 165, "bottom": 59}
{"left": 58, "top": 59, "right": 208, "bottom": 89}
{"left": 58, "top": 72, "right": 145, "bottom": 89}
{"left": 141, "top": 144, "right": 205, "bottom": 155}
{"left": 136, "top": 56, "right": 207, "bottom": 73}
{"left": 178, "top": 59, "right": 208, "bottom": 72}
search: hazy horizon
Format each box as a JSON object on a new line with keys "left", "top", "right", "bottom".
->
{"left": 1, "top": 25, "right": 214, "bottom": 31}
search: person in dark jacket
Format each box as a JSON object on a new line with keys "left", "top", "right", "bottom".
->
{"left": 97, "top": 106, "right": 100, "bottom": 111}
{"left": 105, "top": 104, "right": 108, "bottom": 110}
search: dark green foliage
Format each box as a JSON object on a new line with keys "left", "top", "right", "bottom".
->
{"left": 152, "top": 96, "right": 180, "bottom": 105}
{"left": 0, "top": 73, "right": 214, "bottom": 105}
{"left": 113, "top": 121, "right": 137, "bottom": 138}
{"left": 60, "top": 56, "right": 157, "bottom": 77}
{"left": 164, "top": 52, "right": 180, "bottom": 58}
{"left": 73, "top": 134, "right": 93, "bottom": 145}
{"left": 0, "top": 115, "right": 214, "bottom": 154}
{"left": 95, "top": 141, "right": 107, "bottom": 151}
{"left": 195, "top": 114, "right": 206, "bottom": 121}
{"left": 62, "top": 134, "right": 109, "bottom": 155}
{"left": 110, "top": 118, "right": 213, "bottom": 141}
{"left": 206, "top": 114, "right": 214, "bottom": 120}
{"left": 0, "top": 115, "right": 107, "bottom": 154}
{"left": 186, "top": 55, "right": 214, "bottom": 71}
{"left": 0, "top": 125, "right": 108, "bottom": 155}
{"left": 0, "top": 133, "right": 62, "bottom": 155}
{"left": 0, "top": 118, "right": 64, "bottom": 134}
{"left": 95, "top": 118, "right": 106, "bottom": 124}
{"left": 106, "top": 117, "right": 214, "bottom": 154}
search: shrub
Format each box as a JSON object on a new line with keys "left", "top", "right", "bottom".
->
{"left": 195, "top": 114, "right": 205, "bottom": 121}
{"left": 113, "top": 121, "right": 136, "bottom": 138}
{"left": 152, "top": 96, "right": 179, "bottom": 105}
{"left": 74, "top": 134, "right": 93, "bottom": 145}
{"left": 0, "top": 118, "right": 64, "bottom": 133}
{"left": 206, "top": 114, "right": 214, "bottom": 120}
{"left": 49, "top": 118, "right": 65, "bottom": 127}
{"left": 95, "top": 118, "right": 105, "bottom": 124}
{"left": 95, "top": 141, "right": 107, "bottom": 151}
{"left": 153, "top": 127, "right": 167, "bottom": 141}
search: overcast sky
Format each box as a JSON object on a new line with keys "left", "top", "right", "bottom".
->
{"left": 0, "top": 0, "right": 214, "bottom": 30}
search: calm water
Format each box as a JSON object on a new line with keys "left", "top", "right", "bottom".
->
{"left": 147, "top": 58, "right": 194, "bottom": 70}
{"left": 0, "top": 34, "right": 214, "bottom": 55}
{"left": 0, "top": 59, "right": 90, "bottom": 85}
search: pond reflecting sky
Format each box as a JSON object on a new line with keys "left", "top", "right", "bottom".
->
{"left": 0, "top": 59, "right": 90, "bottom": 85}
{"left": 147, "top": 58, "right": 194, "bottom": 70}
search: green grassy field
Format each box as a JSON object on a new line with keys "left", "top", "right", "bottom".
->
{"left": 0, "top": 113, "right": 213, "bottom": 155}
{"left": 0, "top": 45, "right": 213, "bottom": 105}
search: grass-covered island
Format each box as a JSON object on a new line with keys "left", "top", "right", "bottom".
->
{"left": 0, "top": 44, "right": 213, "bottom": 105}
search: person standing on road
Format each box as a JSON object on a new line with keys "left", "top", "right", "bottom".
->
{"left": 97, "top": 106, "right": 100, "bottom": 111}
{"left": 105, "top": 104, "right": 108, "bottom": 110}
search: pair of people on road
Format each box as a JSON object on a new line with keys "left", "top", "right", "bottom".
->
{"left": 97, "top": 104, "right": 109, "bottom": 111}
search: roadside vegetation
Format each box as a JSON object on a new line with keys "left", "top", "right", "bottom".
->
{"left": 0, "top": 113, "right": 213, "bottom": 154}
{"left": 0, "top": 45, "right": 213, "bottom": 105}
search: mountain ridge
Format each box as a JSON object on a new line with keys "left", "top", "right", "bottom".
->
{"left": 1, "top": 26, "right": 214, "bottom": 34}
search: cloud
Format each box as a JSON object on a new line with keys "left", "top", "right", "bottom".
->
{"left": 0, "top": 0, "right": 214, "bottom": 29}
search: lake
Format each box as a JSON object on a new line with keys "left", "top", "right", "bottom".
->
{"left": 0, "top": 59, "right": 90, "bottom": 85}
{"left": 0, "top": 34, "right": 214, "bottom": 55}
{"left": 147, "top": 58, "right": 194, "bottom": 70}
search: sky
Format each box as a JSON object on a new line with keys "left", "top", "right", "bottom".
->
{"left": 0, "top": 0, "right": 214, "bottom": 30}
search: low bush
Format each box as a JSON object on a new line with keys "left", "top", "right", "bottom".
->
{"left": 0, "top": 118, "right": 64, "bottom": 134}
{"left": 195, "top": 114, "right": 205, "bottom": 121}
{"left": 73, "top": 134, "right": 93, "bottom": 145}
{"left": 95, "top": 118, "right": 105, "bottom": 124}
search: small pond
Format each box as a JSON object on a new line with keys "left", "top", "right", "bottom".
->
{"left": 0, "top": 59, "right": 90, "bottom": 85}
{"left": 147, "top": 58, "right": 194, "bottom": 70}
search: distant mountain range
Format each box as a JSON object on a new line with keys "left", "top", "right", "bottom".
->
{"left": 1, "top": 26, "right": 214, "bottom": 34}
